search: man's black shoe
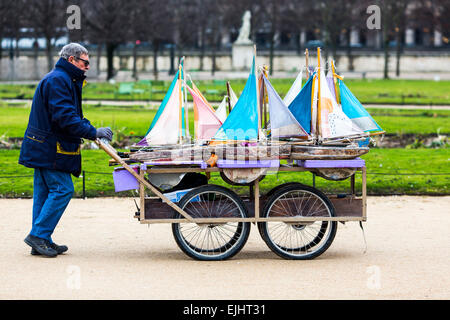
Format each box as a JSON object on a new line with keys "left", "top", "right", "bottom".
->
{"left": 31, "top": 243, "right": 68, "bottom": 255}
{"left": 24, "top": 235, "right": 58, "bottom": 257}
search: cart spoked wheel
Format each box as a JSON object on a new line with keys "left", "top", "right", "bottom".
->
{"left": 258, "top": 184, "right": 337, "bottom": 260}
{"left": 172, "top": 185, "right": 251, "bottom": 261}
{"left": 258, "top": 182, "right": 307, "bottom": 238}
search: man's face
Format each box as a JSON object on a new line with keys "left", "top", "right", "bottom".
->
{"left": 67, "top": 53, "right": 90, "bottom": 72}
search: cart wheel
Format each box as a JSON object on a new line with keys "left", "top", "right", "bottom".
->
{"left": 257, "top": 182, "right": 307, "bottom": 238}
{"left": 258, "top": 184, "right": 337, "bottom": 260}
{"left": 172, "top": 185, "right": 251, "bottom": 261}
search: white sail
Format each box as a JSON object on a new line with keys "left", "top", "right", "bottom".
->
{"left": 214, "top": 84, "right": 238, "bottom": 123}
{"left": 283, "top": 70, "right": 303, "bottom": 107}
{"left": 229, "top": 85, "right": 238, "bottom": 107}
{"left": 215, "top": 96, "right": 228, "bottom": 123}
{"left": 143, "top": 80, "right": 182, "bottom": 145}
{"left": 317, "top": 70, "right": 363, "bottom": 139}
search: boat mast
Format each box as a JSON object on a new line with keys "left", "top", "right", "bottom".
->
{"left": 178, "top": 64, "right": 183, "bottom": 144}
{"left": 305, "top": 48, "right": 309, "bottom": 82}
{"left": 317, "top": 47, "right": 321, "bottom": 141}
{"left": 254, "top": 45, "right": 261, "bottom": 141}
{"left": 263, "top": 65, "right": 269, "bottom": 129}
{"left": 182, "top": 56, "right": 190, "bottom": 141}
{"left": 331, "top": 59, "right": 339, "bottom": 104}
{"left": 226, "top": 81, "right": 232, "bottom": 114}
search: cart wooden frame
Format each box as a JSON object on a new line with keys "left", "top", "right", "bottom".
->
{"left": 97, "top": 139, "right": 367, "bottom": 260}
{"left": 136, "top": 165, "right": 367, "bottom": 224}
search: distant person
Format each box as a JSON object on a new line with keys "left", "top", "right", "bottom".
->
{"left": 19, "top": 43, "right": 113, "bottom": 257}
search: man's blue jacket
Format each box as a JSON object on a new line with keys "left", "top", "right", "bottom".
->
{"left": 19, "top": 58, "right": 97, "bottom": 177}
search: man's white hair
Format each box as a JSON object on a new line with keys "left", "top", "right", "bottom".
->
{"left": 59, "top": 43, "right": 88, "bottom": 60}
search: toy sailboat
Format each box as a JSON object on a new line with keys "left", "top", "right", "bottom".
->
{"left": 135, "top": 58, "right": 190, "bottom": 147}
{"left": 327, "top": 60, "right": 384, "bottom": 137}
{"left": 129, "top": 49, "right": 377, "bottom": 163}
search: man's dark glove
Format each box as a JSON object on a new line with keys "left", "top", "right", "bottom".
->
{"left": 96, "top": 127, "right": 113, "bottom": 141}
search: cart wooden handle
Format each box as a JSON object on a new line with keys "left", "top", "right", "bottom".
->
{"left": 94, "top": 138, "right": 195, "bottom": 222}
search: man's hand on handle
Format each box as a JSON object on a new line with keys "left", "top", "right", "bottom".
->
{"left": 96, "top": 127, "right": 113, "bottom": 142}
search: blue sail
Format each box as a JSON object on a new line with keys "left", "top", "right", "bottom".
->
{"left": 338, "top": 79, "right": 383, "bottom": 133}
{"left": 288, "top": 75, "right": 314, "bottom": 134}
{"left": 212, "top": 57, "right": 258, "bottom": 141}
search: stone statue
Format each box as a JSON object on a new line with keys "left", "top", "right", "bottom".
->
{"left": 234, "top": 10, "right": 252, "bottom": 45}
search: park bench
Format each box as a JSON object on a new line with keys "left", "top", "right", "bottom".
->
{"left": 114, "top": 82, "right": 145, "bottom": 100}
{"left": 141, "top": 80, "right": 166, "bottom": 100}
{"left": 205, "top": 79, "right": 227, "bottom": 97}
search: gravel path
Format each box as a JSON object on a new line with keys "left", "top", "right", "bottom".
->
{"left": 1, "top": 196, "right": 449, "bottom": 299}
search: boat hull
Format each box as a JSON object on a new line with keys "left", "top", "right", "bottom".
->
{"left": 129, "top": 144, "right": 369, "bottom": 162}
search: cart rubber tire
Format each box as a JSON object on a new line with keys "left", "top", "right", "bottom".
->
{"left": 257, "top": 182, "right": 305, "bottom": 238}
{"left": 258, "top": 183, "right": 337, "bottom": 260}
{"left": 172, "top": 184, "right": 251, "bottom": 261}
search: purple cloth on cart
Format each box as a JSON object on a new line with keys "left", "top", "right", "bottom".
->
{"left": 297, "top": 158, "right": 365, "bottom": 168}
{"left": 112, "top": 165, "right": 139, "bottom": 192}
{"left": 141, "top": 161, "right": 207, "bottom": 170}
{"left": 217, "top": 159, "right": 280, "bottom": 168}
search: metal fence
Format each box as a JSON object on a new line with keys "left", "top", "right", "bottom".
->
{"left": 0, "top": 170, "right": 449, "bottom": 198}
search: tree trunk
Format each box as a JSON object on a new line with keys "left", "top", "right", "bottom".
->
{"left": 269, "top": 31, "right": 274, "bottom": 76}
{"left": 15, "top": 36, "right": 20, "bottom": 58}
{"left": 211, "top": 40, "right": 216, "bottom": 76}
{"left": 296, "top": 32, "right": 301, "bottom": 54}
{"left": 106, "top": 43, "right": 116, "bottom": 81}
{"left": 200, "top": 27, "right": 205, "bottom": 71}
{"left": 153, "top": 40, "right": 159, "bottom": 80}
{"left": 395, "top": 31, "right": 402, "bottom": 77}
{"left": 177, "top": 46, "right": 183, "bottom": 67}
{"left": 33, "top": 39, "right": 39, "bottom": 80}
{"left": 269, "top": 2, "right": 278, "bottom": 76}
{"left": 96, "top": 43, "right": 102, "bottom": 78}
{"left": 9, "top": 43, "right": 14, "bottom": 81}
{"left": 331, "top": 42, "right": 338, "bottom": 68}
{"left": 132, "top": 42, "right": 138, "bottom": 80}
{"left": 169, "top": 44, "right": 175, "bottom": 75}
{"left": 45, "top": 37, "right": 53, "bottom": 72}
{"left": 346, "top": 32, "right": 354, "bottom": 71}
{"left": 382, "top": 1, "right": 391, "bottom": 80}
{"left": 383, "top": 39, "right": 389, "bottom": 79}
{"left": 211, "top": 28, "right": 218, "bottom": 76}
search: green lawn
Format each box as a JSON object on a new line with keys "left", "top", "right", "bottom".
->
{"left": 1, "top": 101, "right": 449, "bottom": 139}
{"left": 372, "top": 115, "right": 449, "bottom": 135}
{"left": 1, "top": 86, "right": 448, "bottom": 197}
{"left": 1, "top": 78, "right": 450, "bottom": 104}
{"left": 365, "top": 108, "right": 450, "bottom": 134}
{"left": 0, "top": 148, "right": 448, "bottom": 198}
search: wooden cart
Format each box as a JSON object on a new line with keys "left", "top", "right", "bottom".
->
{"left": 98, "top": 139, "right": 367, "bottom": 261}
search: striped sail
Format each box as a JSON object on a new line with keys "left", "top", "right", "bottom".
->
{"left": 262, "top": 74, "right": 309, "bottom": 139}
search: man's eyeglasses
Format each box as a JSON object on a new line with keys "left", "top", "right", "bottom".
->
{"left": 74, "top": 56, "right": 90, "bottom": 67}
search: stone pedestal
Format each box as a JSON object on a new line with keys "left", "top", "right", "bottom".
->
{"left": 350, "top": 29, "right": 360, "bottom": 46}
{"left": 232, "top": 43, "right": 254, "bottom": 70}
{"left": 434, "top": 30, "right": 442, "bottom": 47}
{"left": 405, "top": 28, "right": 415, "bottom": 46}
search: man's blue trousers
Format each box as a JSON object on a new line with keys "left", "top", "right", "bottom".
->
{"left": 29, "top": 168, "right": 74, "bottom": 243}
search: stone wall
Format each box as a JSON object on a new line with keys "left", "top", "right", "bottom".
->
{"left": 1, "top": 50, "right": 449, "bottom": 81}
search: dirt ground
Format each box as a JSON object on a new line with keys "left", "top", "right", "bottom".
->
{"left": 0, "top": 196, "right": 449, "bottom": 300}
